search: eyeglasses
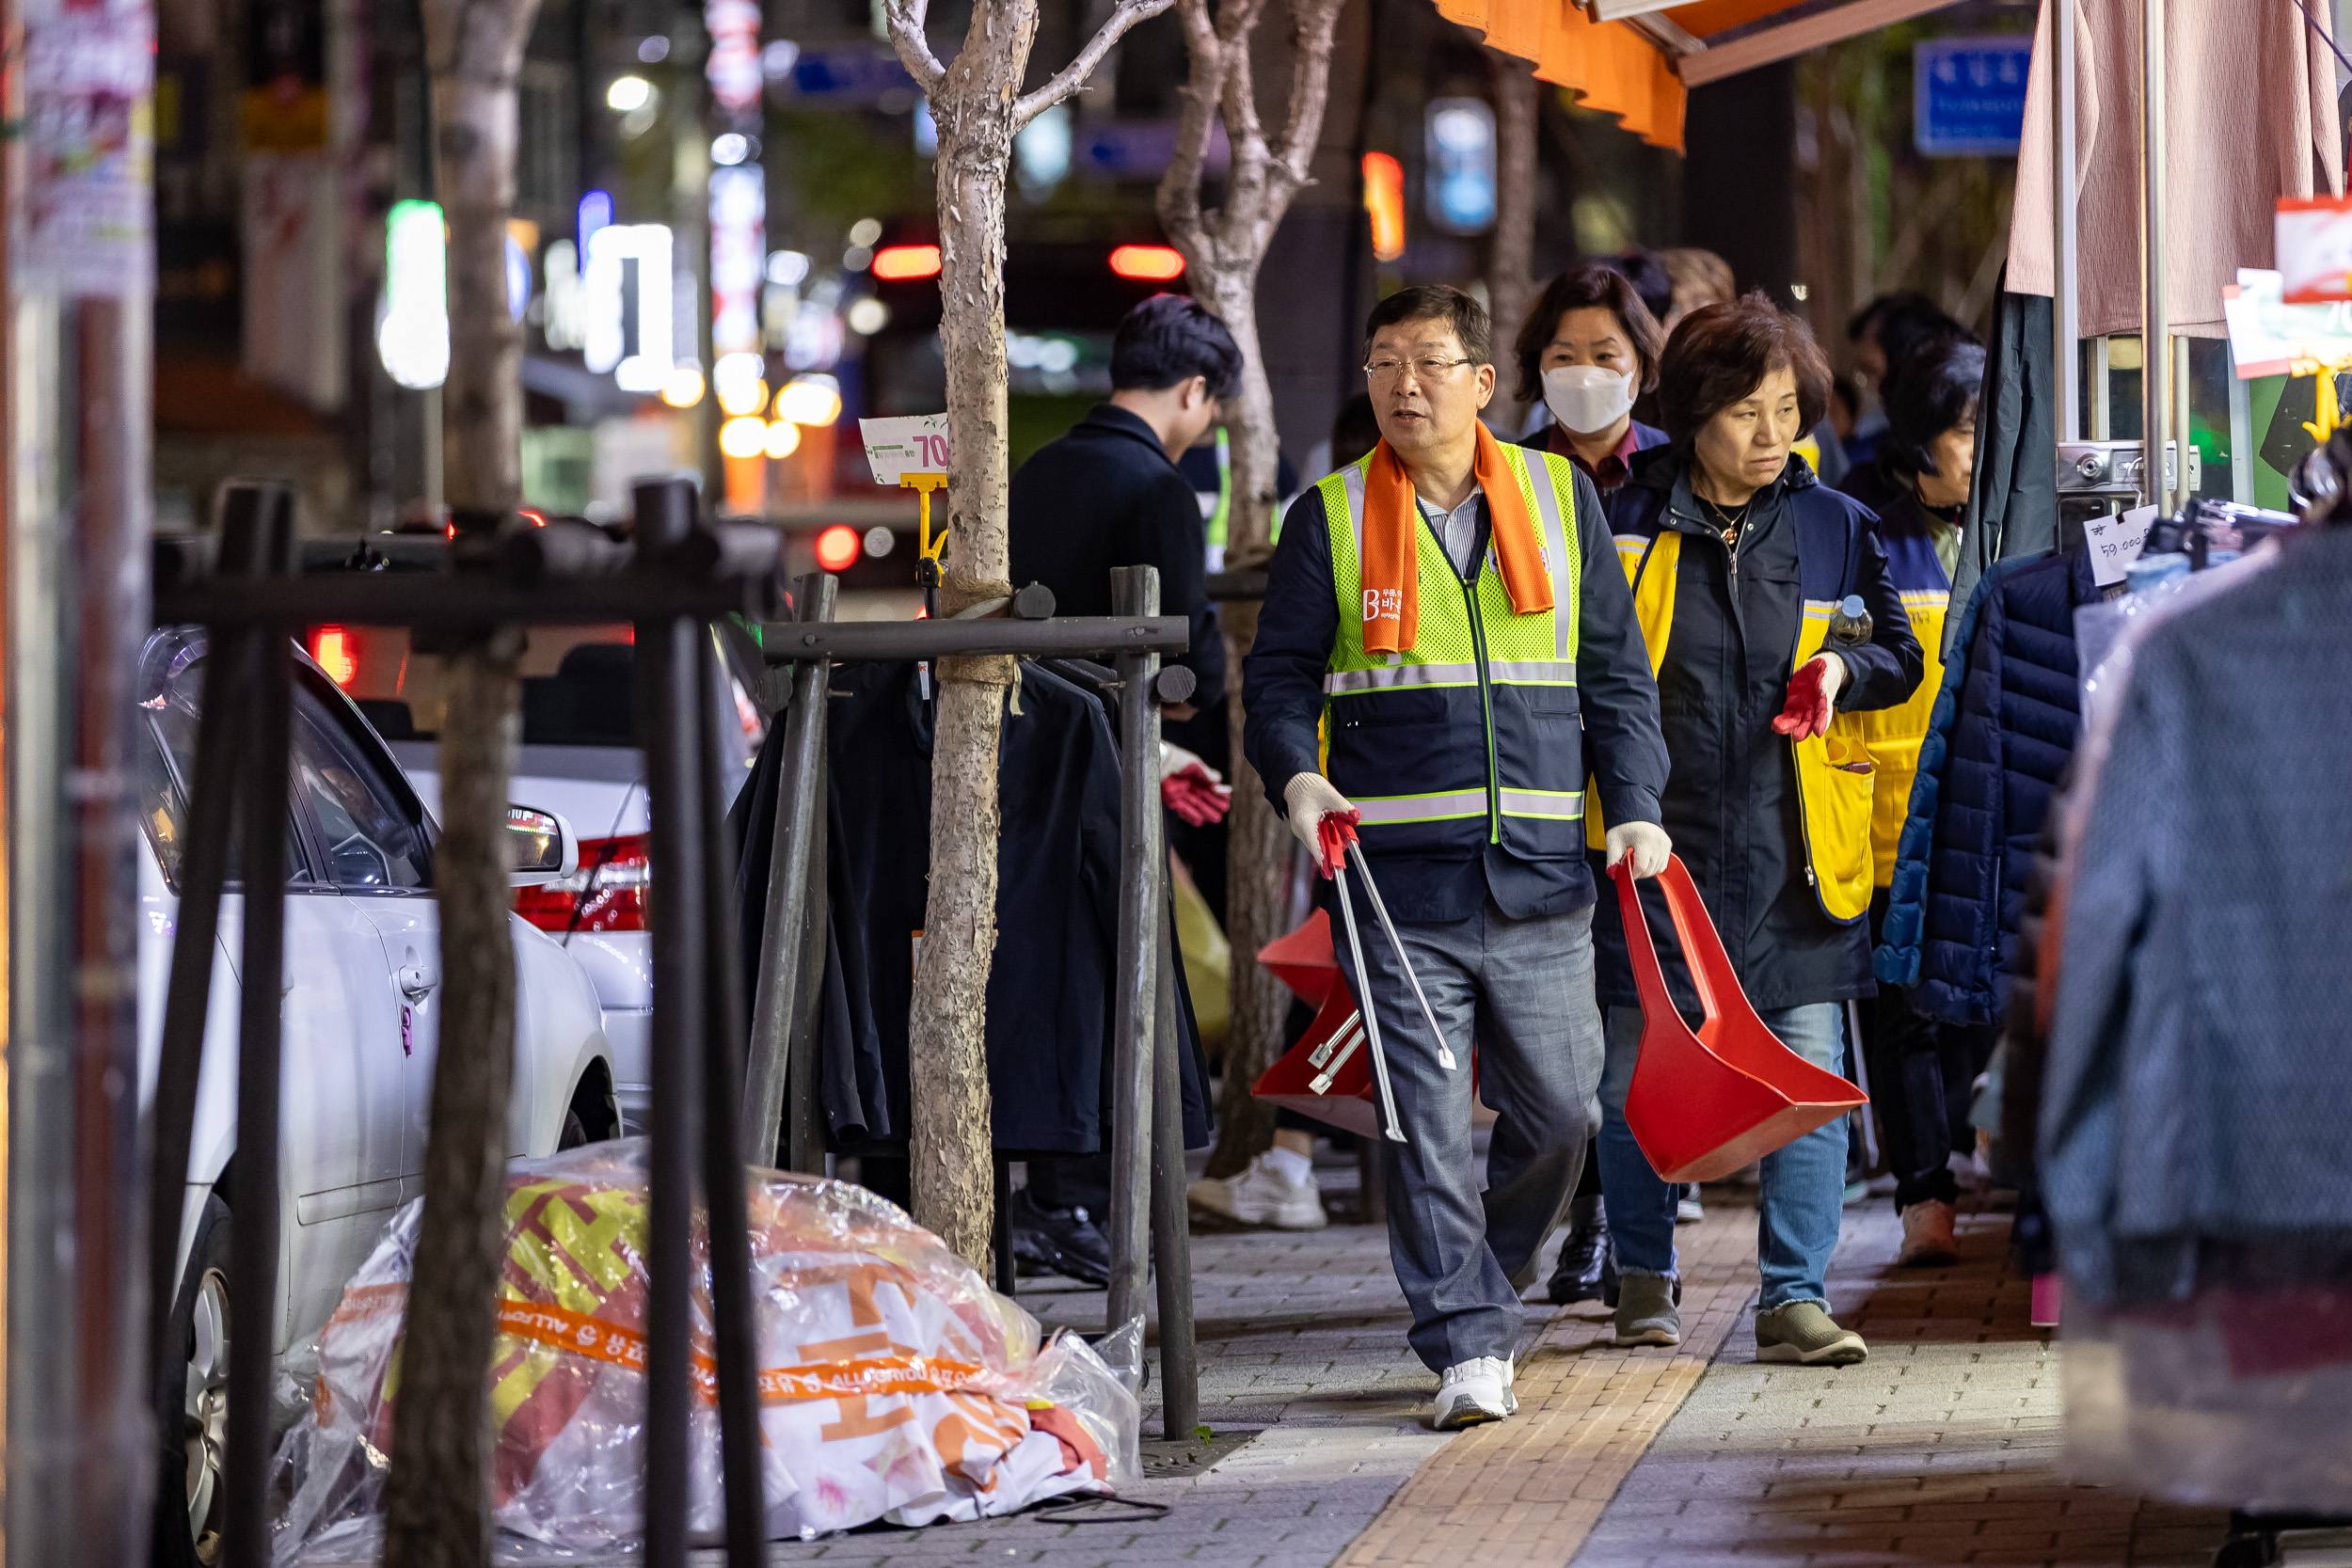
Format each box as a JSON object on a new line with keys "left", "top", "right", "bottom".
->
{"left": 1363, "top": 356, "right": 1475, "bottom": 384}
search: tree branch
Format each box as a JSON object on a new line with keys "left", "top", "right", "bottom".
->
{"left": 1154, "top": 0, "right": 1224, "bottom": 254}
{"left": 1014, "top": 0, "right": 1175, "bottom": 127}
{"left": 882, "top": 0, "right": 947, "bottom": 94}
{"left": 1270, "top": 0, "right": 1346, "bottom": 187}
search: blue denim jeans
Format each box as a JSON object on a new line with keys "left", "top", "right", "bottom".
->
{"left": 1596, "top": 1000, "right": 1850, "bottom": 1310}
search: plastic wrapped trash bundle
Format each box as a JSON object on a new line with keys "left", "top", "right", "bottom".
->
{"left": 270, "top": 1138, "right": 1137, "bottom": 1563}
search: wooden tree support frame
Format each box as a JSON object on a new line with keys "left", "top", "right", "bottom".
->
{"left": 744, "top": 564, "right": 1200, "bottom": 1440}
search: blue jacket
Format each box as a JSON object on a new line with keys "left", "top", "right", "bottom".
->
{"left": 1872, "top": 545, "right": 2099, "bottom": 1022}
{"left": 1518, "top": 419, "right": 1670, "bottom": 531}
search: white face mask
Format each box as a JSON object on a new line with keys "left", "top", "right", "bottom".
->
{"left": 1543, "top": 366, "right": 1636, "bottom": 436}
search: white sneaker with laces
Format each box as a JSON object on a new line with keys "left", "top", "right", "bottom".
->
{"left": 1431, "top": 1355, "right": 1516, "bottom": 1431}
{"left": 1185, "top": 1153, "right": 1328, "bottom": 1230}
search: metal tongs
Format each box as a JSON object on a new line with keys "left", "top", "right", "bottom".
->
{"left": 1318, "top": 816, "right": 1457, "bottom": 1145}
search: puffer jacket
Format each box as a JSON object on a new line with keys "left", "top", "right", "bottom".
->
{"left": 1872, "top": 544, "right": 2100, "bottom": 1024}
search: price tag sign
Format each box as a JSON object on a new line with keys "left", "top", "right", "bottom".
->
{"left": 2086, "top": 504, "right": 2158, "bottom": 588}
{"left": 860, "top": 414, "right": 950, "bottom": 484}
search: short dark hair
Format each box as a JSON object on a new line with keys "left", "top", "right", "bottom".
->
{"left": 1111, "top": 293, "right": 1242, "bottom": 399}
{"left": 1512, "top": 262, "right": 1666, "bottom": 404}
{"left": 1883, "top": 342, "right": 1986, "bottom": 479}
{"left": 1363, "top": 285, "right": 1491, "bottom": 369}
{"left": 1330, "top": 393, "right": 1382, "bottom": 470}
{"left": 1847, "top": 291, "right": 1976, "bottom": 382}
{"left": 1657, "top": 292, "right": 1834, "bottom": 448}
{"left": 1596, "top": 250, "right": 1674, "bottom": 325}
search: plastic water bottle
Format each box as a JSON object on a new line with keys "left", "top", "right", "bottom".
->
{"left": 1828, "top": 594, "right": 1872, "bottom": 646}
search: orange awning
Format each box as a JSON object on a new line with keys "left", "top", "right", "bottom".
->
{"left": 1440, "top": 0, "right": 1953, "bottom": 155}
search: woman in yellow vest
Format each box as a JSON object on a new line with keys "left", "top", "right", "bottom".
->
{"left": 1588, "top": 295, "right": 1923, "bottom": 1365}
{"left": 1843, "top": 341, "right": 1983, "bottom": 1270}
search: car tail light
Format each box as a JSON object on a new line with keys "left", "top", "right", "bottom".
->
{"left": 310, "top": 625, "right": 358, "bottom": 687}
{"left": 514, "top": 832, "right": 650, "bottom": 933}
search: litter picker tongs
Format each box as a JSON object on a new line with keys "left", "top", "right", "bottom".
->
{"left": 1318, "top": 816, "right": 1458, "bottom": 1146}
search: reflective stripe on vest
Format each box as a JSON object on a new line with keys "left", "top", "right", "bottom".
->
{"left": 1322, "top": 657, "right": 1577, "bottom": 694}
{"left": 1353, "top": 787, "right": 1587, "bottom": 826}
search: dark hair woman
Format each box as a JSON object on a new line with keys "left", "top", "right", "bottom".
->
{"left": 1845, "top": 339, "right": 1984, "bottom": 1271}
{"left": 1584, "top": 293, "right": 1923, "bottom": 1365}
{"left": 1512, "top": 263, "right": 1670, "bottom": 526}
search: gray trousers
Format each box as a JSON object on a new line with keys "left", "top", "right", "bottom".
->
{"left": 1334, "top": 895, "right": 1605, "bottom": 1371}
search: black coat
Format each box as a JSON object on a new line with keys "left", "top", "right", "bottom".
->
{"left": 1593, "top": 448, "right": 1924, "bottom": 1014}
{"left": 734, "top": 659, "right": 1213, "bottom": 1156}
{"left": 1009, "top": 404, "right": 1224, "bottom": 697}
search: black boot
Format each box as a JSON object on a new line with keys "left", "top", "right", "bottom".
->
{"left": 1007, "top": 1189, "right": 1112, "bottom": 1287}
{"left": 1549, "top": 1196, "right": 1614, "bottom": 1306}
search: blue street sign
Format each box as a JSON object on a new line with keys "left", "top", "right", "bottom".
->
{"left": 1915, "top": 38, "right": 2032, "bottom": 158}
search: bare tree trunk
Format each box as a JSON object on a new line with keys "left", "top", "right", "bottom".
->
{"left": 884, "top": 0, "right": 1171, "bottom": 1268}
{"left": 1488, "top": 51, "right": 1538, "bottom": 372}
{"left": 381, "top": 0, "right": 538, "bottom": 1559}
{"left": 1154, "top": 0, "right": 1347, "bottom": 1180}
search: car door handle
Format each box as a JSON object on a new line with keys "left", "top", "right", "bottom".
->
{"left": 398, "top": 965, "right": 439, "bottom": 1000}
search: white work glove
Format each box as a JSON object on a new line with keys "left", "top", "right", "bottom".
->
{"left": 1283, "top": 772, "right": 1358, "bottom": 874}
{"left": 1158, "top": 740, "right": 1222, "bottom": 784}
{"left": 1605, "top": 820, "right": 1673, "bottom": 879}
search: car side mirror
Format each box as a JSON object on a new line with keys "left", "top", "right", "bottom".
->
{"left": 505, "top": 805, "right": 580, "bottom": 887}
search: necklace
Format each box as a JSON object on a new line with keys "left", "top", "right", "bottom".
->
{"left": 1700, "top": 494, "right": 1751, "bottom": 548}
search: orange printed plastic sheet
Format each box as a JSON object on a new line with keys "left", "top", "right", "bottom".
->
{"left": 269, "top": 1138, "right": 1137, "bottom": 1562}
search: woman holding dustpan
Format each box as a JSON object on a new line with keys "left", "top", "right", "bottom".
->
{"left": 1586, "top": 293, "right": 1923, "bottom": 1365}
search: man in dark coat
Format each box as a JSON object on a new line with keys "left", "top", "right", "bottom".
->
{"left": 1006, "top": 293, "right": 1243, "bottom": 1270}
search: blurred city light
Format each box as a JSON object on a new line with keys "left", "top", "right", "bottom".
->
{"left": 846, "top": 297, "right": 889, "bottom": 335}
{"left": 774, "top": 373, "right": 843, "bottom": 426}
{"left": 871, "top": 245, "right": 941, "bottom": 280}
{"left": 849, "top": 217, "right": 882, "bottom": 247}
{"left": 1109, "top": 245, "right": 1184, "bottom": 280}
{"left": 815, "top": 524, "right": 862, "bottom": 572}
{"left": 378, "top": 199, "right": 449, "bottom": 390}
{"left": 711, "top": 133, "right": 749, "bottom": 166}
{"left": 719, "top": 415, "right": 770, "bottom": 459}
{"left": 309, "top": 626, "right": 357, "bottom": 687}
{"left": 1362, "top": 152, "right": 1406, "bottom": 262}
{"left": 766, "top": 249, "right": 810, "bottom": 286}
{"left": 1424, "top": 99, "right": 1497, "bottom": 234}
{"left": 763, "top": 420, "right": 803, "bottom": 459}
{"left": 637, "top": 36, "right": 669, "bottom": 61}
{"left": 607, "top": 75, "right": 652, "bottom": 112}
{"left": 583, "top": 224, "right": 674, "bottom": 389}
{"left": 577, "top": 189, "right": 612, "bottom": 253}
{"left": 660, "top": 363, "right": 706, "bottom": 407}
{"left": 713, "top": 352, "right": 768, "bottom": 415}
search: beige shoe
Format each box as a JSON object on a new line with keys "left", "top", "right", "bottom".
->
{"left": 1755, "top": 1301, "right": 1867, "bottom": 1366}
{"left": 1898, "top": 1199, "right": 1961, "bottom": 1267}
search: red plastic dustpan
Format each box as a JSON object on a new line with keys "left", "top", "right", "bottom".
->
{"left": 1615, "top": 855, "right": 1866, "bottom": 1183}
{"left": 1249, "top": 986, "right": 1383, "bottom": 1140}
{"left": 1257, "top": 910, "right": 1340, "bottom": 1007}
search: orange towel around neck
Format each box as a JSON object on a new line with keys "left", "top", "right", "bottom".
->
{"left": 1358, "top": 422, "right": 1555, "bottom": 656}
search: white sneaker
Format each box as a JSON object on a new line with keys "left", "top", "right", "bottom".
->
{"left": 1185, "top": 1154, "right": 1327, "bottom": 1230}
{"left": 1431, "top": 1355, "right": 1516, "bottom": 1430}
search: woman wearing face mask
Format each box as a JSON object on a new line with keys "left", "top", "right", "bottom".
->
{"left": 1514, "top": 263, "right": 1668, "bottom": 528}
{"left": 1584, "top": 293, "right": 1922, "bottom": 1365}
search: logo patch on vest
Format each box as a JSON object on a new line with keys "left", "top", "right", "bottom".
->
{"left": 1361, "top": 587, "right": 1403, "bottom": 626}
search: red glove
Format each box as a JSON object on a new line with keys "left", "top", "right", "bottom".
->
{"left": 1771, "top": 655, "right": 1844, "bottom": 740}
{"left": 1315, "top": 811, "right": 1361, "bottom": 879}
{"left": 1160, "top": 765, "right": 1232, "bottom": 827}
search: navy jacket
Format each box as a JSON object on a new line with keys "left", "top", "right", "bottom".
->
{"left": 1242, "top": 460, "right": 1670, "bottom": 924}
{"left": 1518, "top": 419, "right": 1670, "bottom": 531}
{"left": 1872, "top": 545, "right": 2099, "bottom": 1023}
{"left": 1589, "top": 447, "right": 1921, "bottom": 1012}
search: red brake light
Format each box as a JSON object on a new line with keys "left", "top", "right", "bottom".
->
{"left": 310, "top": 626, "right": 357, "bottom": 687}
{"left": 1362, "top": 152, "right": 1406, "bottom": 262}
{"left": 514, "top": 832, "right": 651, "bottom": 933}
{"left": 871, "top": 244, "right": 942, "bottom": 280}
{"left": 815, "top": 524, "right": 861, "bottom": 573}
{"left": 1109, "top": 245, "right": 1184, "bottom": 280}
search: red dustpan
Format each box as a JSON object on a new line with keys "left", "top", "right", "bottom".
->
{"left": 1257, "top": 910, "right": 1341, "bottom": 1007}
{"left": 1616, "top": 855, "right": 1866, "bottom": 1183}
{"left": 1249, "top": 985, "right": 1382, "bottom": 1140}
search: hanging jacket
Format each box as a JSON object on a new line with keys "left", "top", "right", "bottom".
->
{"left": 734, "top": 659, "right": 1214, "bottom": 1156}
{"left": 1587, "top": 446, "right": 1922, "bottom": 1013}
{"left": 1871, "top": 545, "right": 2098, "bottom": 1024}
{"left": 1846, "top": 487, "right": 1956, "bottom": 886}
{"left": 1243, "top": 444, "right": 1669, "bottom": 924}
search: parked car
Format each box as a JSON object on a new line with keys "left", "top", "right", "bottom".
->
{"left": 330, "top": 619, "right": 768, "bottom": 1134}
{"left": 137, "top": 628, "right": 619, "bottom": 1562}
